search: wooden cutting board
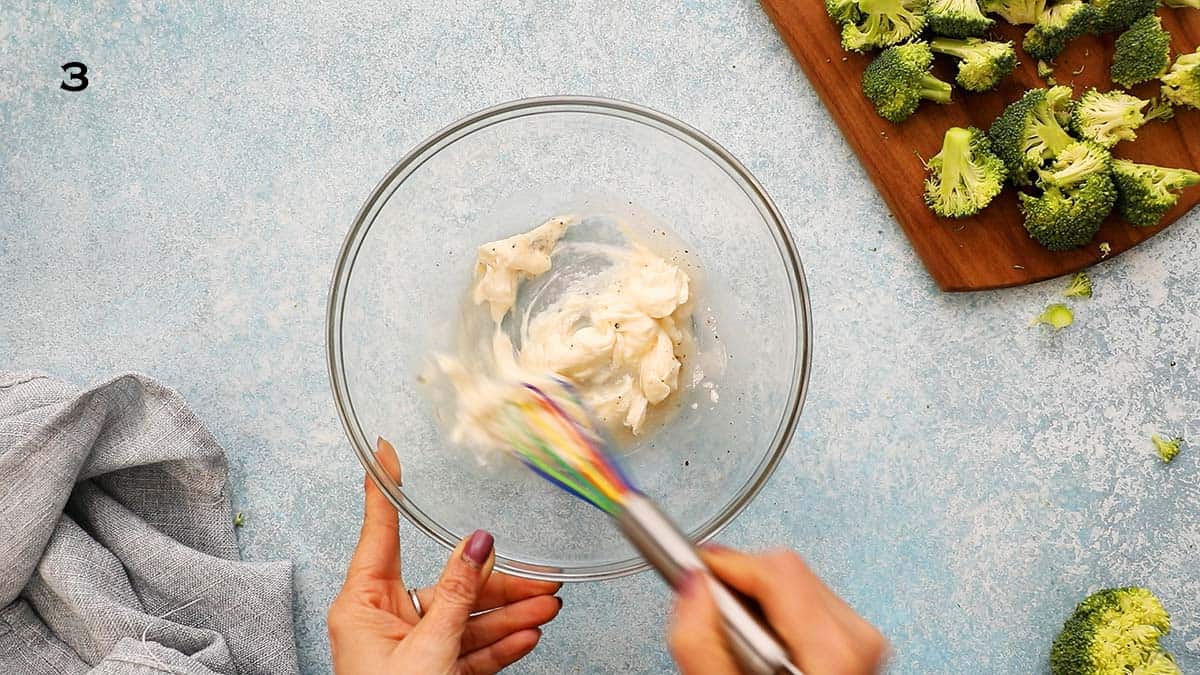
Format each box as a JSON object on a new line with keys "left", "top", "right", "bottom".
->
{"left": 761, "top": 2, "right": 1200, "bottom": 291}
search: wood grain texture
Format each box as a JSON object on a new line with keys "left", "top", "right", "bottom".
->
{"left": 761, "top": 1, "right": 1200, "bottom": 291}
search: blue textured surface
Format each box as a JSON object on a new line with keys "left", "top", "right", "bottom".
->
{"left": 2, "top": 2, "right": 1198, "bottom": 673}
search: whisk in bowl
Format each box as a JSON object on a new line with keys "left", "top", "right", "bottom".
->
{"left": 496, "top": 377, "right": 802, "bottom": 675}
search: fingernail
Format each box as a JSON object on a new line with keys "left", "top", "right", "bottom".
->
{"left": 677, "top": 570, "right": 700, "bottom": 598}
{"left": 463, "top": 529, "right": 494, "bottom": 568}
{"left": 701, "top": 542, "right": 732, "bottom": 554}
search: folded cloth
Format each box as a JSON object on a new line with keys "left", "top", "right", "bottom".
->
{"left": 0, "top": 372, "right": 298, "bottom": 675}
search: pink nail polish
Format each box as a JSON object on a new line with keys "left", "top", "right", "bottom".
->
{"left": 463, "top": 529, "right": 494, "bottom": 567}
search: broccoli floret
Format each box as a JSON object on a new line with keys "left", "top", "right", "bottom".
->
{"left": 1069, "top": 89, "right": 1150, "bottom": 148}
{"left": 981, "top": 0, "right": 1046, "bottom": 24}
{"left": 1090, "top": 0, "right": 1158, "bottom": 33}
{"left": 1099, "top": 241, "right": 1112, "bottom": 258}
{"left": 1161, "top": 50, "right": 1200, "bottom": 110}
{"left": 1038, "top": 141, "right": 1112, "bottom": 188}
{"left": 1152, "top": 434, "right": 1184, "bottom": 463}
{"left": 1024, "top": 1, "right": 1096, "bottom": 61}
{"left": 1050, "top": 587, "right": 1178, "bottom": 675}
{"left": 989, "top": 87, "right": 1076, "bottom": 184}
{"left": 1030, "top": 303, "right": 1074, "bottom": 329}
{"left": 863, "top": 43, "right": 954, "bottom": 123}
{"left": 1111, "top": 159, "right": 1200, "bottom": 226}
{"left": 1062, "top": 271, "right": 1093, "bottom": 298}
{"left": 826, "top": 0, "right": 863, "bottom": 24}
{"left": 930, "top": 37, "right": 1018, "bottom": 91}
{"left": 1019, "top": 172, "right": 1117, "bottom": 250}
{"left": 1145, "top": 98, "right": 1174, "bottom": 122}
{"left": 841, "top": 0, "right": 928, "bottom": 52}
{"left": 1037, "top": 59, "right": 1056, "bottom": 80}
{"left": 1161, "top": 0, "right": 1199, "bottom": 7}
{"left": 928, "top": 0, "right": 995, "bottom": 36}
{"left": 924, "top": 127, "right": 1007, "bottom": 217}
{"left": 1111, "top": 14, "right": 1172, "bottom": 88}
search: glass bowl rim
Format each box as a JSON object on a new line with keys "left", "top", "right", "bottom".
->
{"left": 326, "top": 95, "right": 814, "bottom": 582}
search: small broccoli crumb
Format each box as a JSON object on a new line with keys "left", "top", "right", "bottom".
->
{"left": 1031, "top": 303, "right": 1074, "bottom": 330}
{"left": 1099, "top": 242, "right": 1112, "bottom": 258}
{"left": 1152, "top": 435, "right": 1183, "bottom": 463}
{"left": 1062, "top": 272, "right": 1092, "bottom": 298}
{"left": 234, "top": 512, "right": 246, "bottom": 528}
{"left": 1037, "top": 60, "right": 1055, "bottom": 79}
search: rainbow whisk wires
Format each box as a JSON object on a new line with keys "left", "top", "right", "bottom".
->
{"left": 499, "top": 379, "right": 635, "bottom": 515}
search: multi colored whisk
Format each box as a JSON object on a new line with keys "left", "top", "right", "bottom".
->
{"left": 499, "top": 378, "right": 803, "bottom": 675}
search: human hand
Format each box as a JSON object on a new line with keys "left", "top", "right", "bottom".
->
{"left": 668, "top": 547, "right": 887, "bottom": 675}
{"left": 328, "top": 437, "right": 562, "bottom": 675}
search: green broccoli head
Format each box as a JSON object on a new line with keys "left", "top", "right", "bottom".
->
{"left": 1019, "top": 172, "right": 1116, "bottom": 250}
{"left": 1038, "top": 141, "right": 1112, "bottom": 188}
{"left": 923, "top": 126, "right": 1007, "bottom": 217}
{"left": 1161, "top": 50, "right": 1200, "bottom": 110}
{"left": 1023, "top": 0, "right": 1096, "bottom": 61}
{"left": 980, "top": 0, "right": 1046, "bottom": 24}
{"left": 927, "top": 0, "right": 994, "bottom": 37}
{"left": 930, "top": 37, "right": 1018, "bottom": 92}
{"left": 1062, "top": 271, "right": 1093, "bottom": 298}
{"left": 1069, "top": 89, "right": 1149, "bottom": 148}
{"left": 1089, "top": 0, "right": 1158, "bottom": 33}
{"left": 862, "top": 43, "right": 954, "bottom": 123}
{"left": 1152, "top": 435, "right": 1184, "bottom": 463}
{"left": 1111, "top": 14, "right": 1172, "bottom": 88}
{"left": 1050, "top": 587, "right": 1179, "bottom": 675}
{"left": 826, "top": 0, "right": 863, "bottom": 24}
{"left": 841, "top": 0, "right": 928, "bottom": 52}
{"left": 989, "top": 87, "right": 1076, "bottom": 184}
{"left": 1112, "top": 159, "right": 1200, "bottom": 226}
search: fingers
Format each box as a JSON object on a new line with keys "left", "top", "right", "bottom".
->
{"left": 458, "top": 628, "right": 541, "bottom": 675}
{"left": 667, "top": 573, "right": 741, "bottom": 675}
{"left": 414, "top": 573, "right": 561, "bottom": 615}
{"left": 405, "top": 529, "right": 495, "bottom": 663}
{"left": 460, "top": 594, "right": 562, "bottom": 652}
{"left": 346, "top": 437, "right": 404, "bottom": 582}
{"left": 703, "top": 547, "right": 888, "bottom": 675}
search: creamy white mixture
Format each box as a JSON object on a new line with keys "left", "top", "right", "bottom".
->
{"left": 437, "top": 215, "right": 695, "bottom": 451}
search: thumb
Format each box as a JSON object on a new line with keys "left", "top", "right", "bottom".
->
{"left": 408, "top": 530, "right": 495, "bottom": 651}
{"left": 668, "top": 572, "right": 740, "bottom": 675}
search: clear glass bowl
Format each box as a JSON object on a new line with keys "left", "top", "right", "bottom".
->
{"left": 327, "top": 97, "right": 811, "bottom": 581}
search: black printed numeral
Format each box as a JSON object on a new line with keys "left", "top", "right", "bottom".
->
{"left": 61, "top": 62, "right": 88, "bottom": 91}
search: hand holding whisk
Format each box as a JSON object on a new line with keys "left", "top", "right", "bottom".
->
{"left": 497, "top": 377, "right": 803, "bottom": 675}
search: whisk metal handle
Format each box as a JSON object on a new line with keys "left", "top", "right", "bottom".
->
{"left": 616, "top": 494, "right": 803, "bottom": 675}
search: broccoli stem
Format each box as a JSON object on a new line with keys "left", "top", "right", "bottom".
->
{"left": 929, "top": 37, "right": 974, "bottom": 60}
{"left": 1037, "top": 113, "right": 1074, "bottom": 157}
{"left": 921, "top": 74, "right": 954, "bottom": 103}
{"left": 940, "top": 127, "right": 971, "bottom": 182}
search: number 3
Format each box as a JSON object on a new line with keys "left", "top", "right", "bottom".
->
{"left": 61, "top": 62, "right": 88, "bottom": 91}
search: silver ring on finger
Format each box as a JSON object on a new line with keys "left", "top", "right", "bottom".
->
{"left": 407, "top": 588, "right": 424, "bottom": 618}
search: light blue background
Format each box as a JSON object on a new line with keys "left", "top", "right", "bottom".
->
{"left": 2, "top": 2, "right": 1197, "bottom": 673}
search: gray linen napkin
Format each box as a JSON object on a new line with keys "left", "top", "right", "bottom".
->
{"left": 0, "top": 372, "right": 298, "bottom": 675}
